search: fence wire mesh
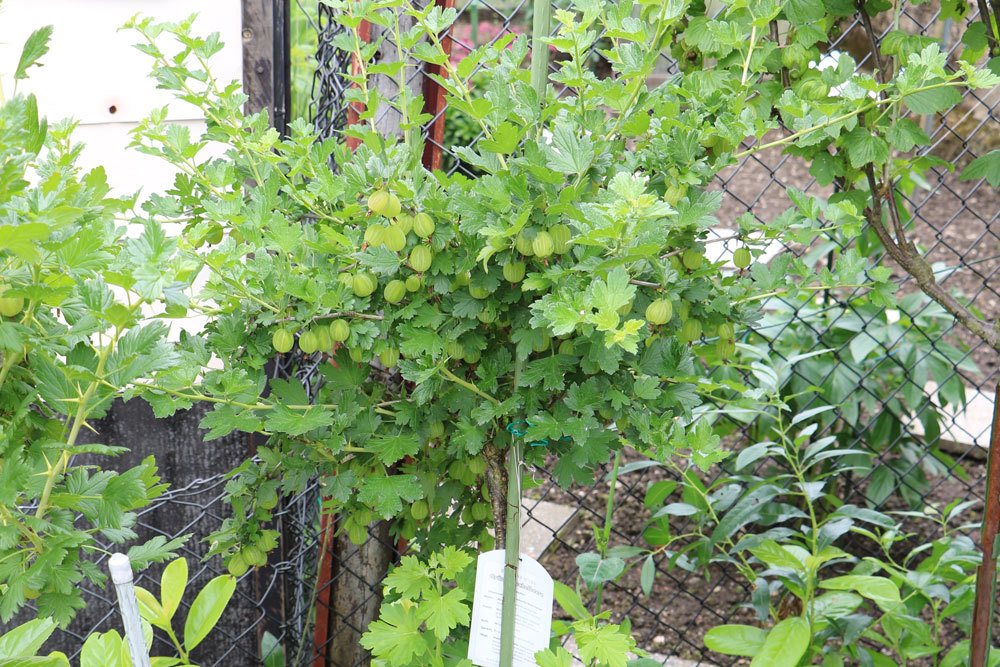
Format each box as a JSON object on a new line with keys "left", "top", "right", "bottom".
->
{"left": 9, "top": 3, "right": 996, "bottom": 667}
{"left": 307, "top": 2, "right": 1000, "bottom": 666}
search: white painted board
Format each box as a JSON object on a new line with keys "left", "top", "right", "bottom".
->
{"left": 0, "top": 0, "right": 242, "bottom": 123}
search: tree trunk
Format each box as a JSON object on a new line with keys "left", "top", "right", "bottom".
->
{"left": 316, "top": 519, "right": 394, "bottom": 666}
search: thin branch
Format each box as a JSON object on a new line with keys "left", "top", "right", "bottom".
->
{"left": 856, "top": 2, "right": 887, "bottom": 83}
{"left": 862, "top": 164, "right": 1000, "bottom": 351}
{"left": 440, "top": 366, "right": 501, "bottom": 405}
{"left": 976, "top": 0, "right": 1000, "bottom": 54}
{"left": 770, "top": 20, "right": 789, "bottom": 90}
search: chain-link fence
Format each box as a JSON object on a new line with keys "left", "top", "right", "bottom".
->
{"left": 11, "top": 2, "right": 996, "bottom": 666}
{"left": 306, "top": 1, "right": 1000, "bottom": 666}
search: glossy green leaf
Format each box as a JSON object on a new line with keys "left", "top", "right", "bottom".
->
{"left": 135, "top": 586, "right": 169, "bottom": 629}
{"left": 183, "top": 575, "right": 236, "bottom": 651}
{"left": 0, "top": 619, "right": 58, "bottom": 659}
{"left": 576, "top": 553, "right": 626, "bottom": 589}
{"left": 749, "top": 617, "right": 810, "bottom": 667}
{"left": 704, "top": 624, "right": 768, "bottom": 656}
{"left": 161, "top": 557, "right": 188, "bottom": 621}
{"left": 821, "top": 575, "right": 900, "bottom": 605}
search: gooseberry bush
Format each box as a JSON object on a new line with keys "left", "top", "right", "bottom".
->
{"left": 122, "top": 1, "right": 865, "bottom": 573}
{"left": 120, "top": 0, "right": 999, "bottom": 659}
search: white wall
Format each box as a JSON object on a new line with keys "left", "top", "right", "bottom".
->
{"left": 0, "top": 0, "right": 243, "bottom": 196}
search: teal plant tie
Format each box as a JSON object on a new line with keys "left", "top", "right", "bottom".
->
{"left": 505, "top": 420, "right": 572, "bottom": 447}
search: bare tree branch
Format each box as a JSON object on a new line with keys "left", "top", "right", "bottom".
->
{"left": 862, "top": 164, "right": 1000, "bottom": 350}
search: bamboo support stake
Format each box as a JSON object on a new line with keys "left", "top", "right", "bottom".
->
{"left": 530, "top": 0, "right": 552, "bottom": 102}
{"left": 499, "top": 0, "right": 549, "bottom": 662}
{"left": 499, "top": 440, "right": 522, "bottom": 667}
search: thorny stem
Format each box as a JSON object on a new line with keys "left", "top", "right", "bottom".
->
{"left": 440, "top": 366, "right": 501, "bottom": 404}
{"left": 733, "top": 81, "right": 965, "bottom": 160}
{"left": 741, "top": 25, "right": 758, "bottom": 86}
{"left": 594, "top": 450, "right": 621, "bottom": 615}
{"left": 36, "top": 329, "right": 119, "bottom": 520}
{"left": 862, "top": 165, "right": 1000, "bottom": 351}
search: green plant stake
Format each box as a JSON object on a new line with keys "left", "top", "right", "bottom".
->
{"left": 530, "top": 0, "right": 552, "bottom": 101}
{"left": 499, "top": 440, "right": 522, "bottom": 667}
{"left": 500, "top": 0, "right": 550, "bottom": 658}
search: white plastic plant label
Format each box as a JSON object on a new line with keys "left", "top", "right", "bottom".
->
{"left": 467, "top": 549, "right": 554, "bottom": 667}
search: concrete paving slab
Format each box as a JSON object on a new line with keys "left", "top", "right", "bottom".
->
{"left": 910, "top": 382, "right": 995, "bottom": 456}
{"left": 520, "top": 499, "right": 579, "bottom": 560}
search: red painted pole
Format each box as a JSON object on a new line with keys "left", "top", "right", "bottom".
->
{"left": 420, "top": 0, "right": 456, "bottom": 171}
{"left": 311, "top": 513, "right": 336, "bottom": 666}
{"left": 312, "top": 17, "right": 372, "bottom": 661}
{"left": 345, "top": 21, "right": 372, "bottom": 152}
{"left": 971, "top": 382, "right": 1000, "bottom": 667}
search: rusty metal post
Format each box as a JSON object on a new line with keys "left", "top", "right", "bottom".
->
{"left": 420, "top": 0, "right": 456, "bottom": 171}
{"left": 971, "top": 382, "right": 1000, "bottom": 666}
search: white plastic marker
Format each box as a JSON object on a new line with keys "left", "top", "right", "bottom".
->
{"left": 467, "top": 549, "right": 553, "bottom": 667}
{"left": 108, "top": 553, "right": 152, "bottom": 667}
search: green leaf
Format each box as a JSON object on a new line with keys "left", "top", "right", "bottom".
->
{"left": 710, "top": 485, "right": 782, "bottom": 544}
{"left": 357, "top": 474, "right": 423, "bottom": 518}
{"left": 367, "top": 433, "right": 421, "bottom": 465}
{"left": 0, "top": 656, "right": 70, "bottom": 667}
{"left": 183, "top": 575, "right": 236, "bottom": 651}
{"left": 418, "top": 587, "right": 470, "bottom": 640}
{"left": 902, "top": 82, "right": 962, "bottom": 114}
{"left": 842, "top": 128, "right": 889, "bottom": 168}
{"left": 704, "top": 624, "right": 768, "bottom": 656}
{"left": 576, "top": 552, "right": 625, "bottom": 589}
{"left": 384, "top": 556, "right": 433, "bottom": 599}
{"left": 135, "top": 587, "right": 169, "bottom": 629}
{"left": 820, "top": 575, "right": 900, "bottom": 605}
{"left": 80, "top": 631, "right": 126, "bottom": 667}
{"left": 0, "top": 223, "right": 51, "bottom": 261}
{"left": 360, "top": 604, "right": 427, "bottom": 665}
{"left": 590, "top": 267, "right": 636, "bottom": 314}
{"left": 812, "top": 591, "right": 863, "bottom": 619}
{"left": 430, "top": 546, "right": 474, "bottom": 579}
{"left": 149, "top": 658, "right": 183, "bottom": 667}
{"left": 576, "top": 623, "right": 633, "bottom": 667}
{"left": 748, "top": 540, "right": 803, "bottom": 571}
{"left": 640, "top": 556, "right": 655, "bottom": 596}
{"left": 0, "top": 618, "right": 58, "bottom": 658}
{"left": 886, "top": 118, "right": 930, "bottom": 151}
{"left": 15, "top": 26, "right": 53, "bottom": 80}
{"left": 160, "top": 558, "right": 188, "bottom": 621}
{"left": 263, "top": 405, "right": 332, "bottom": 436}
{"left": 261, "top": 631, "right": 285, "bottom": 667}
{"left": 545, "top": 124, "right": 596, "bottom": 175}
{"left": 783, "top": 0, "right": 825, "bottom": 23}
{"left": 127, "top": 534, "right": 190, "bottom": 571}
{"left": 809, "top": 152, "right": 844, "bottom": 186}
{"left": 959, "top": 150, "right": 1000, "bottom": 187}
{"left": 553, "top": 581, "right": 590, "bottom": 620}
{"left": 535, "top": 647, "right": 573, "bottom": 667}
{"left": 749, "top": 617, "right": 810, "bottom": 667}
